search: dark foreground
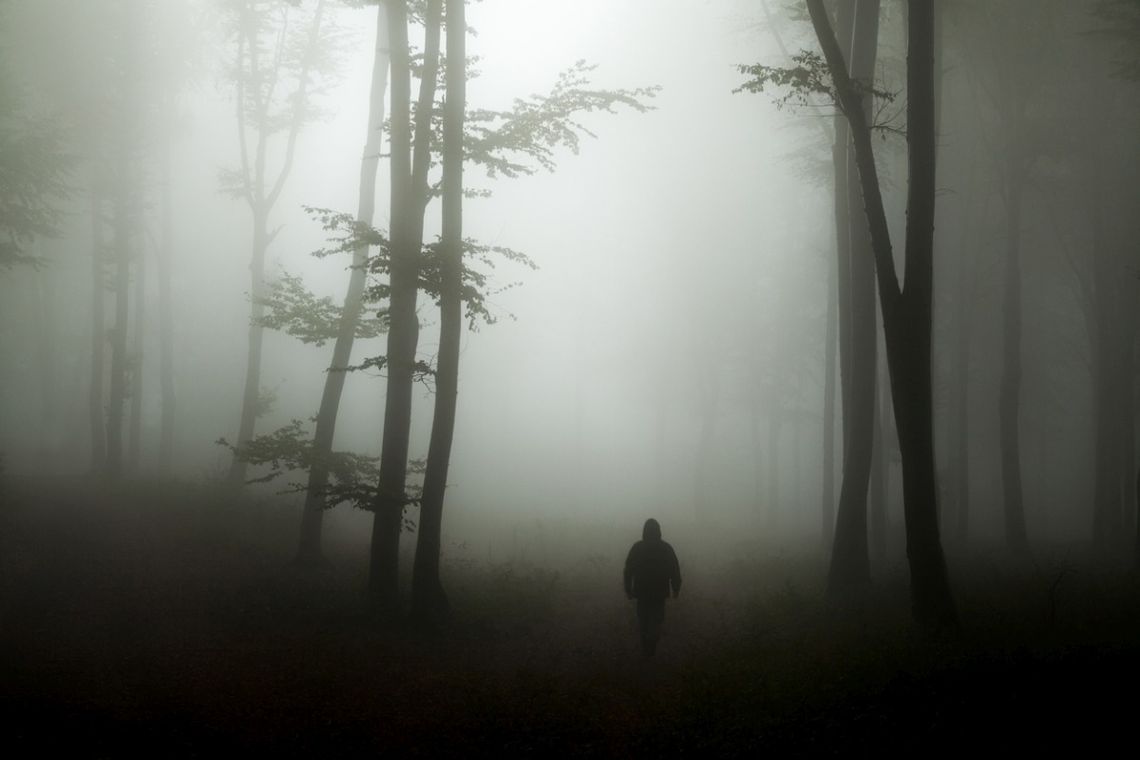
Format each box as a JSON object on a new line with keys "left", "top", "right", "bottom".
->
{"left": 2, "top": 479, "right": 1139, "bottom": 756}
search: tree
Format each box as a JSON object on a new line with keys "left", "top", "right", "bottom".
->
{"left": 411, "top": 0, "right": 465, "bottom": 624}
{"left": 294, "top": 1, "right": 390, "bottom": 566}
{"left": 223, "top": 0, "right": 337, "bottom": 486}
{"left": 826, "top": 0, "right": 881, "bottom": 602}
{"left": 806, "top": 0, "right": 956, "bottom": 627}
{"left": 367, "top": 0, "right": 442, "bottom": 612}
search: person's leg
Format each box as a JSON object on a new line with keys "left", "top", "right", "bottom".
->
{"left": 639, "top": 598, "right": 664, "bottom": 656}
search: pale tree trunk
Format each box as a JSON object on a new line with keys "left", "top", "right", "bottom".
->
{"left": 953, "top": 209, "right": 971, "bottom": 544}
{"left": 34, "top": 247, "right": 59, "bottom": 453}
{"left": 767, "top": 411, "right": 781, "bottom": 530}
{"left": 412, "top": 0, "right": 466, "bottom": 623}
{"left": 822, "top": 248, "right": 838, "bottom": 547}
{"left": 157, "top": 137, "right": 175, "bottom": 475}
{"left": 1091, "top": 198, "right": 1123, "bottom": 546}
{"left": 369, "top": 0, "right": 443, "bottom": 612}
{"left": 827, "top": 0, "right": 880, "bottom": 603}
{"left": 128, "top": 228, "right": 145, "bottom": 468}
{"left": 296, "top": 4, "right": 390, "bottom": 565}
{"left": 229, "top": 0, "right": 327, "bottom": 485}
{"left": 105, "top": 144, "right": 132, "bottom": 479}
{"left": 869, "top": 354, "right": 887, "bottom": 565}
{"left": 89, "top": 189, "right": 107, "bottom": 472}
{"left": 808, "top": 0, "right": 957, "bottom": 628}
{"left": 694, "top": 376, "right": 717, "bottom": 523}
{"left": 999, "top": 155, "right": 1029, "bottom": 553}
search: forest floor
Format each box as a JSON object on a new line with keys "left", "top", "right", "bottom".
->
{"left": 2, "top": 477, "right": 1139, "bottom": 756}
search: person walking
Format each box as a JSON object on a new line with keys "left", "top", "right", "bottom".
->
{"left": 623, "top": 518, "right": 682, "bottom": 656}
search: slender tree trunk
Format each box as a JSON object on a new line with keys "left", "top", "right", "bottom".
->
{"left": 229, "top": 206, "right": 269, "bottom": 485}
{"left": 229, "top": 0, "right": 327, "bottom": 486}
{"left": 767, "top": 412, "right": 781, "bottom": 530}
{"left": 827, "top": 0, "right": 880, "bottom": 603}
{"left": 105, "top": 148, "right": 131, "bottom": 479}
{"left": 822, "top": 246, "right": 838, "bottom": 547}
{"left": 369, "top": 0, "right": 443, "bottom": 612}
{"left": 954, "top": 214, "right": 971, "bottom": 544}
{"left": 694, "top": 377, "right": 717, "bottom": 522}
{"left": 1092, "top": 208, "right": 1123, "bottom": 546}
{"left": 412, "top": 0, "right": 466, "bottom": 623}
{"left": 808, "top": 0, "right": 956, "bottom": 628}
{"left": 999, "top": 163, "right": 1029, "bottom": 553}
{"left": 34, "top": 250, "right": 59, "bottom": 453}
{"left": 870, "top": 357, "right": 887, "bottom": 565}
{"left": 157, "top": 137, "right": 175, "bottom": 476}
{"left": 89, "top": 189, "right": 107, "bottom": 471}
{"left": 128, "top": 229, "right": 145, "bottom": 468}
{"left": 296, "top": 5, "right": 390, "bottom": 565}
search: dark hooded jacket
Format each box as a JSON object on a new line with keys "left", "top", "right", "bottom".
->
{"left": 623, "top": 519, "right": 682, "bottom": 600}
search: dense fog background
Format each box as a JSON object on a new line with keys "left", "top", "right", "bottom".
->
{"left": 0, "top": 0, "right": 1134, "bottom": 557}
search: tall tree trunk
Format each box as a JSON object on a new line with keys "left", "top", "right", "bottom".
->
{"left": 34, "top": 249, "right": 59, "bottom": 453}
{"left": 870, "top": 357, "right": 887, "bottom": 565}
{"left": 808, "top": 0, "right": 956, "bottom": 628}
{"left": 999, "top": 159, "right": 1029, "bottom": 553}
{"left": 833, "top": 0, "right": 856, "bottom": 472}
{"left": 1092, "top": 205, "right": 1123, "bottom": 546}
{"left": 822, "top": 244, "right": 838, "bottom": 547}
{"left": 412, "top": 0, "right": 466, "bottom": 623}
{"left": 229, "top": 205, "right": 269, "bottom": 485}
{"left": 827, "top": 0, "right": 880, "bottom": 603}
{"left": 105, "top": 146, "right": 131, "bottom": 479}
{"left": 157, "top": 137, "right": 175, "bottom": 476}
{"left": 767, "top": 412, "right": 781, "bottom": 530}
{"left": 954, "top": 210, "right": 971, "bottom": 544}
{"left": 128, "top": 229, "right": 145, "bottom": 468}
{"left": 295, "top": 4, "right": 390, "bottom": 565}
{"left": 369, "top": 0, "right": 443, "bottom": 612}
{"left": 89, "top": 189, "right": 107, "bottom": 472}
{"left": 229, "top": 0, "right": 327, "bottom": 486}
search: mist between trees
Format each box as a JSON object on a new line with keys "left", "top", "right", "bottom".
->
{"left": 1, "top": 0, "right": 1138, "bottom": 631}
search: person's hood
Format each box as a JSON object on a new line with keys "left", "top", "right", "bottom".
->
{"left": 642, "top": 518, "right": 662, "bottom": 541}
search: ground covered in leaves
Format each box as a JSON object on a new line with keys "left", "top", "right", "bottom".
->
{"left": 2, "top": 478, "right": 1138, "bottom": 755}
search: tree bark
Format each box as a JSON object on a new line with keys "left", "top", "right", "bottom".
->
{"left": 822, "top": 241, "right": 838, "bottom": 548}
{"left": 89, "top": 188, "right": 107, "bottom": 472}
{"left": 999, "top": 158, "right": 1029, "bottom": 553}
{"left": 157, "top": 135, "right": 175, "bottom": 476}
{"left": 295, "top": 3, "right": 390, "bottom": 566}
{"left": 808, "top": 0, "right": 957, "bottom": 629}
{"left": 229, "top": 0, "right": 327, "bottom": 486}
{"left": 369, "top": 0, "right": 443, "bottom": 612}
{"left": 827, "top": 0, "right": 880, "bottom": 603}
{"left": 412, "top": 0, "right": 466, "bottom": 624}
{"left": 105, "top": 139, "right": 131, "bottom": 479}
{"left": 128, "top": 222, "right": 145, "bottom": 469}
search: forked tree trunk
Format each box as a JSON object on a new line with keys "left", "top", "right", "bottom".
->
{"left": 827, "top": 0, "right": 880, "bottom": 603}
{"left": 295, "top": 4, "right": 390, "bottom": 565}
{"left": 412, "top": 0, "right": 466, "bottom": 623}
{"left": 808, "top": 0, "right": 956, "bottom": 628}
{"left": 369, "top": 0, "right": 443, "bottom": 612}
{"left": 229, "top": 0, "right": 327, "bottom": 486}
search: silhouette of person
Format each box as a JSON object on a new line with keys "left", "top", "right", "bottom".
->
{"left": 623, "top": 518, "right": 682, "bottom": 656}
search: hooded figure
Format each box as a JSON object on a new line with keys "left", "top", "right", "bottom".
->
{"left": 623, "top": 518, "right": 682, "bottom": 656}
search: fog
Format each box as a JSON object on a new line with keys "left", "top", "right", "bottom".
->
{"left": 2, "top": 0, "right": 1139, "bottom": 752}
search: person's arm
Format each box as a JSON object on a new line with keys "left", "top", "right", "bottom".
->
{"left": 669, "top": 546, "right": 682, "bottom": 598}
